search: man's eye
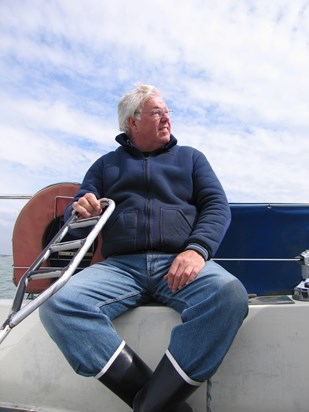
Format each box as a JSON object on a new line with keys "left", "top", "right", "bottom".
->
{"left": 151, "top": 109, "right": 161, "bottom": 116}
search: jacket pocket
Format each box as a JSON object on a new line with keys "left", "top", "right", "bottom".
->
{"left": 102, "top": 210, "right": 138, "bottom": 247}
{"left": 160, "top": 208, "right": 196, "bottom": 249}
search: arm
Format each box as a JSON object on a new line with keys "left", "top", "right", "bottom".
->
{"left": 63, "top": 158, "right": 105, "bottom": 239}
{"left": 186, "top": 149, "right": 231, "bottom": 258}
{"left": 64, "top": 157, "right": 105, "bottom": 222}
{"left": 165, "top": 150, "right": 230, "bottom": 292}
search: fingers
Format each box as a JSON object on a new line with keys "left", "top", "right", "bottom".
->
{"left": 72, "top": 193, "right": 102, "bottom": 218}
{"left": 164, "top": 250, "right": 205, "bottom": 293}
{"left": 164, "top": 263, "right": 197, "bottom": 292}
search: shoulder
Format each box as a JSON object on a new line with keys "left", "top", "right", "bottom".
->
{"left": 174, "top": 145, "right": 206, "bottom": 162}
{"left": 92, "top": 146, "right": 126, "bottom": 164}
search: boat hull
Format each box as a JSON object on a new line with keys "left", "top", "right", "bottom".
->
{"left": 1, "top": 298, "right": 309, "bottom": 411}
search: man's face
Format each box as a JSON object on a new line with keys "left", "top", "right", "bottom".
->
{"left": 128, "top": 95, "right": 172, "bottom": 152}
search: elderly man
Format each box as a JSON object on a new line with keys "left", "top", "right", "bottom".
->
{"left": 40, "top": 83, "right": 248, "bottom": 412}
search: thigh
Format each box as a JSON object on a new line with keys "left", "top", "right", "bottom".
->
{"left": 47, "top": 257, "right": 148, "bottom": 320}
{"left": 155, "top": 260, "right": 246, "bottom": 313}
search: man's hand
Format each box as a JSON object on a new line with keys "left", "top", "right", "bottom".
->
{"left": 164, "top": 249, "right": 205, "bottom": 293}
{"left": 72, "top": 193, "right": 102, "bottom": 218}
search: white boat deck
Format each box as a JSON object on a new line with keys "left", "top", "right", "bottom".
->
{"left": 0, "top": 298, "right": 309, "bottom": 412}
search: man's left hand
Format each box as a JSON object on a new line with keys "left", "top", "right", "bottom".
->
{"left": 164, "top": 250, "right": 205, "bottom": 293}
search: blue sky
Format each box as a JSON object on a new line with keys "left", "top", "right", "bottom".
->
{"left": 0, "top": 0, "right": 309, "bottom": 254}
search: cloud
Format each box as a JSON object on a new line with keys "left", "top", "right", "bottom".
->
{"left": 0, "top": 0, "right": 309, "bottom": 254}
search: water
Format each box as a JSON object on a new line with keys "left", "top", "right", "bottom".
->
{"left": 0, "top": 255, "right": 17, "bottom": 299}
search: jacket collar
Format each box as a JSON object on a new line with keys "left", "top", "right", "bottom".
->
{"left": 115, "top": 133, "right": 178, "bottom": 155}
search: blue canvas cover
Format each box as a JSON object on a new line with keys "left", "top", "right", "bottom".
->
{"left": 214, "top": 204, "right": 309, "bottom": 296}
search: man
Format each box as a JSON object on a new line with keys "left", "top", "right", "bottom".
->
{"left": 40, "top": 83, "right": 248, "bottom": 411}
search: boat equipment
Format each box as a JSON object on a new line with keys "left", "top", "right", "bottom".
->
{"left": 214, "top": 251, "right": 309, "bottom": 302}
{"left": 292, "top": 249, "right": 309, "bottom": 301}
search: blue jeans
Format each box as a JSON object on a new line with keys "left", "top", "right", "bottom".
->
{"left": 39, "top": 253, "right": 248, "bottom": 382}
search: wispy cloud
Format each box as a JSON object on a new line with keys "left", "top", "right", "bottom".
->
{"left": 0, "top": 0, "right": 309, "bottom": 253}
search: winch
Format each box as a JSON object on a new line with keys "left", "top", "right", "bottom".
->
{"left": 293, "top": 250, "right": 309, "bottom": 301}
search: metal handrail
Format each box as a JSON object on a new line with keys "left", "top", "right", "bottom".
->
{"left": 0, "top": 198, "right": 115, "bottom": 344}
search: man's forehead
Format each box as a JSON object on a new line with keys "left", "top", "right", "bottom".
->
{"left": 143, "top": 95, "right": 167, "bottom": 108}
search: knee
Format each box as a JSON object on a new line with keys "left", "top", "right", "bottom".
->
{"left": 39, "top": 293, "right": 60, "bottom": 329}
{"left": 221, "top": 277, "right": 249, "bottom": 319}
{"left": 39, "top": 286, "right": 72, "bottom": 330}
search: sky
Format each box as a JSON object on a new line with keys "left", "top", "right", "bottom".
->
{"left": 0, "top": 0, "right": 309, "bottom": 255}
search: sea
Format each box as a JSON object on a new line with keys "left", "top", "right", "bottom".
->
{"left": 0, "top": 255, "right": 16, "bottom": 299}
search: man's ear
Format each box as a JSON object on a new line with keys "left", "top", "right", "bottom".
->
{"left": 128, "top": 116, "right": 138, "bottom": 132}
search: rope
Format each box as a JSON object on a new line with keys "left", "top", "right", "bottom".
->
{"left": 214, "top": 257, "right": 300, "bottom": 262}
{"left": 206, "top": 378, "right": 212, "bottom": 412}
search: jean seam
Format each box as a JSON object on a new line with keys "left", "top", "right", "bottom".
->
{"left": 95, "top": 290, "right": 141, "bottom": 310}
{"left": 156, "top": 292, "right": 189, "bottom": 313}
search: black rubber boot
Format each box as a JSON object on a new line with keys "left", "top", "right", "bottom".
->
{"left": 133, "top": 353, "right": 199, "bottom": 412}
{"left": 98, "top": 342, "right": 153, "bottom": 407}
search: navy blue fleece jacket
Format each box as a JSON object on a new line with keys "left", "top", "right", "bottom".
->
{"left": 65, "top": 133, "right": 231, "bottom": 260}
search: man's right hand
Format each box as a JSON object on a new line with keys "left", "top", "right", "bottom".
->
{"left": 72, "top": 193, "right": 102, "bottom": 218}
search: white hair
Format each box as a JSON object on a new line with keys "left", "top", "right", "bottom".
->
{"left": 118, "top": 83, "right": 162, "bottom": 134}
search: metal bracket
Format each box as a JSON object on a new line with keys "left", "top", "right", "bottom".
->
{"left": 293, "top": 250, "right": 309, "bottom": 301}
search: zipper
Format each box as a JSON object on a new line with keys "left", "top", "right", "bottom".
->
{"left": 144, "top": 156, "right": 151, "bottom": 249}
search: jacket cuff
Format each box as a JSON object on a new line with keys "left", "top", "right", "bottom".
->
{"left": 185, "top": 244, "right": 209, "bottom": 261}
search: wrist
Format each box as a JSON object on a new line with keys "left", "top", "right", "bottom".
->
{"left": 185, "top": 244, "right": 209, "bottom": 261}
